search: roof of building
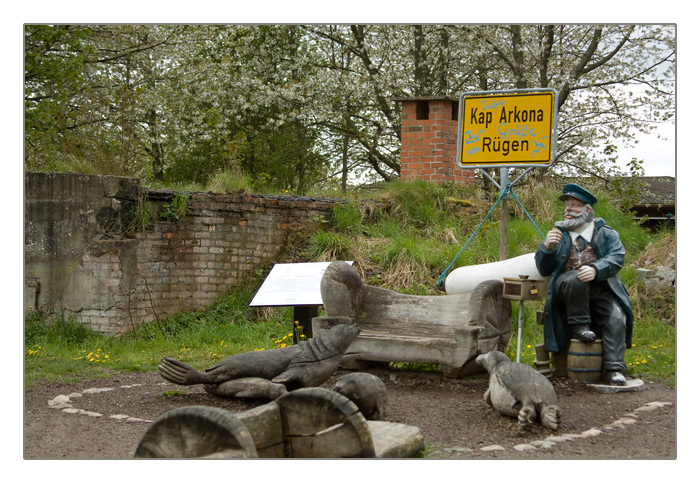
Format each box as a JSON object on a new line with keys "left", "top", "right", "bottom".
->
{"left": 623, "top": 176, "right": 676, "bottom": 206}
{"left": 554, "top": 176, "right": 675, "bottom": 207}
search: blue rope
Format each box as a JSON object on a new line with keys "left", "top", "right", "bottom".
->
{"left": 436, "top": 184, "right": 545, "bottom": 290}
{"left": 510, "top": 188, "right": 546, "bottom": 239}
{"left": 436, "top": 188, "right": 508, "bottom": 290}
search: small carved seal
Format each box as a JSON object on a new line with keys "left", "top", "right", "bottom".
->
{"left": 333, "top": 372, "right": 388, "bottom": 420}
{"left": 158, "top": 323, "right": 361, "bottom": 396}
{"left": 476, "top": 350, "right": 561, "bottom": 430}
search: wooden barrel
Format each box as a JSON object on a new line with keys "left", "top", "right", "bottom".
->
{"left": 567, "top": 339, "right": 603, "bottom": 382}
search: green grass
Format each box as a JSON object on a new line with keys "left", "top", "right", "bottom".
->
{"left": 24, "top": 180, "right": 675, "bottom": 387}
{"left": 503, "top": 304, "right": 675, "bottom": 382}
{"left": 24, "top": 295, "right": 296, "bottom": 390}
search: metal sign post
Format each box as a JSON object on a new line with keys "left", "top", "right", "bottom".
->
{"left": 499, "top": 167, "right": 509, "bottom": 260}
{"left": 457, "top": 88, "right": 558, "bottom": 260}
{"left": 448, "top": 89, "right": 559, "bottom": 356}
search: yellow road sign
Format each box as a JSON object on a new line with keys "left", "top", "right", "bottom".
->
{"left": 458, "top": 89, "right": 558, "bottom": 168}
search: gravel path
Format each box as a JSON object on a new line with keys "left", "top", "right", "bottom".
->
{"left": 24, "top": 368, "right": 677, "bottom": 462}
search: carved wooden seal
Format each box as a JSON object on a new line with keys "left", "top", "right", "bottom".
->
{"left": 476, "top": 350, "right": 561, "bottom": 430}
{"left": 158, "top": 323, "right": 361, "bottom": 396}
{"left": 333, "top": 372, "right": 388, "bottom": 421}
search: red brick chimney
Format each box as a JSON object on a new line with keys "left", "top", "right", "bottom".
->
{"left": 395, "top": 96, "right": 475, "bottom": 185}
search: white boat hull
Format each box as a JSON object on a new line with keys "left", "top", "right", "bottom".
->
{"left": 444, "top": 253, "right": 547, "bottom": 294}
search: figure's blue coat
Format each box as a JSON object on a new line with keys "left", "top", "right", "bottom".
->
{"left": 534, "top": 218, "right": 634, "bottom": 353}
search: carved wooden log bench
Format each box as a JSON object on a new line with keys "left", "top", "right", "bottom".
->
{"left": 134, "top": 387, "right": 424, "bottom": 458}
{"left": 313, "top": 261, "right": 512, "bottom": 377}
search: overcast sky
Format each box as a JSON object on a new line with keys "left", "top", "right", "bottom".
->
{"left": 616, "top": 122, "right": 676, "bottom": 177}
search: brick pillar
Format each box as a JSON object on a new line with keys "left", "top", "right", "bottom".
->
{"left": 397, "top": 96, "right": 475, "bottom": 185}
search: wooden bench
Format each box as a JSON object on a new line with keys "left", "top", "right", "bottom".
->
{"left": 313, "top": 261, "right": 512, "bottom": 377}
{"left": 134, "top": 387, "right": 424, "bottom": 458}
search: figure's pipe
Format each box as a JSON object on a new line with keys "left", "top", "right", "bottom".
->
{"left": 444, "top": 253, "right": 546, "bottom": 294}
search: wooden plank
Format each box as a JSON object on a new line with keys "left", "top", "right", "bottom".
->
{"left": 287, "top": 423, "right": 368, "bottom": 458}
{"left": 235, "top": 402, "right": 284, "bottom": 458}
{"left": 276, "top": 388, "right": 375, "bottom": 458}
{"left": 367, "top": 421, "right": 425, "bottom": 458}
{"left": 358, "top": 285, "right": 472, "bottom": 338}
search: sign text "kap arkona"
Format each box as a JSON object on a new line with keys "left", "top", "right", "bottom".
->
{"left": 458, "top": 90, "right": 557, "bottom": 168}
{"left": 470, "top": 105, "right": 545, "bottom": 129}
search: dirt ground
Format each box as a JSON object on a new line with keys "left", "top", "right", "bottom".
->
{"left": 23, "top": 366, "right": 676, "bottom": 461}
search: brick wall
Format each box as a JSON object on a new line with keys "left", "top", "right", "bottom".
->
{"left": 397, "top": 97, "right": 476, "bottom": 185}
{"left": 25, "top": 172, "right": 338, "bottom": 335}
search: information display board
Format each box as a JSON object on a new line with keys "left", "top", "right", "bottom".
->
{"left": 249, "top": 261, "right": 353, "bottom": 307}
{"left": 457, "top": 89, "right": 558, "bottom": 169}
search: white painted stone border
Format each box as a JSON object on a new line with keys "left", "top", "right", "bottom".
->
{"left": 47, "top": 384, "right": 673, "bottom": 456}
{"left": 46, "top": 383, "right": 174, "bottom": 423}
{"left": 443, "top": 401, "right": 674, "bottom": 454}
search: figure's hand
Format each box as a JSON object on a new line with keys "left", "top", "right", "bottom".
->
{"left": 544, "top": 228, "right": 562, "bottom": 250}
{"left": 578, "top": 265, "right": 596, "bottom": 282}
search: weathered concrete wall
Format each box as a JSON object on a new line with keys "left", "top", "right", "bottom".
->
{"left": 24, "top": 172, "right": 338, "bottom": 335}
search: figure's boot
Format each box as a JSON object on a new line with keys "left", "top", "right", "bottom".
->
{"left": 571, "top": 324, "right": 596, "bottom": 342}
{"left": 603, "top": 370, "right": 627, "bottom": 386}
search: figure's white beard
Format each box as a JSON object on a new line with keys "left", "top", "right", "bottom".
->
{"left": 562, "top": 210, "right": 589, "bottom": 231}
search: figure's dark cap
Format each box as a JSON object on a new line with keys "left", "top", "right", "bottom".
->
{"left": 559, "top": 183, "right": 597, "bottom": 206}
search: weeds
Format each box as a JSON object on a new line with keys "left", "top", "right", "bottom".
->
{"left": 330, "top": 203, "right": 363, "bottom": 233}
{"left": 159, "top": 192, "right": 190, "bottom": 222}
{"left": 125, "top": 197, "right": 154, "bottom": 233}
{"left": 159, "top": 390, "right": 186, "bottom": 397}
{"left": 206, "top": 169, "right": 254, "bottom": 194}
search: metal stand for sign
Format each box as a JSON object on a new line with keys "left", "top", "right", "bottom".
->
{"left": 444, "top": 88, "right": 559, "bottom": 359}
{"left": 436, "top": 166, "right": 546, "bottom": 362}
{"left": 516, "top": 300, "right": 525, "bottom": 362}
{"left": 436, "top": 166, "right": 544, "bottom": 291}
{"left": 486, "top": 168, "right": 546, "bottom": 363}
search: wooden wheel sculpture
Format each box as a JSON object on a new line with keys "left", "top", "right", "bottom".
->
{"left": 134, "top": 405, "right": 258, "bottom": 458}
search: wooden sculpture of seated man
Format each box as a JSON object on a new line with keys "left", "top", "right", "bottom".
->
{"left": 535, "top": 183, "right": 634, "bottom": 386}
